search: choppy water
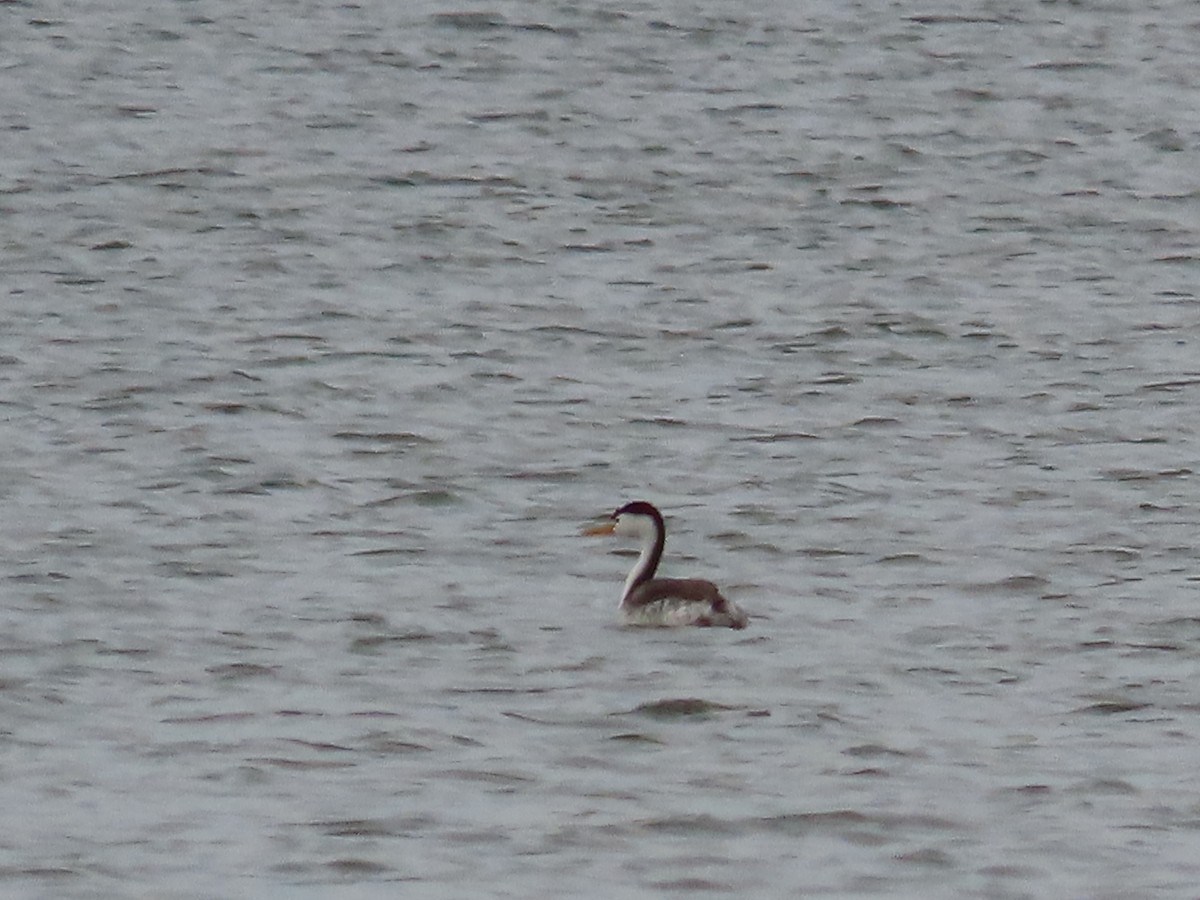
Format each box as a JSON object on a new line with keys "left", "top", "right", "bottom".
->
{"left": 4, "top": 1, "right": 1200, "bottom": 897}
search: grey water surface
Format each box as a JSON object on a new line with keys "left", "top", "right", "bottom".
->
{"left": 4, "top": 1, "right": 1200, "bottom": 897}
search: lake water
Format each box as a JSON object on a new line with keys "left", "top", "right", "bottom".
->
{"left": 4, "top": 1, "right": 1200, "bottom": 897}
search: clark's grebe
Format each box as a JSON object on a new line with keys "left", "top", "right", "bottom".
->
{"left": 582, "top": 500, "right": 749, "bottom": 629}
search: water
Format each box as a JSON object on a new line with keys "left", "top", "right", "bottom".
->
{"left": 4, "top": 1, "right": 1200, "bottom": 896}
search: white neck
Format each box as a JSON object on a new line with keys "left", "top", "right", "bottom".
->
{"left": 621, "top": 524, "right": 660, "bottom": 603}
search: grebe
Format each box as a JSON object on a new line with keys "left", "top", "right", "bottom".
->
{"left": 582, "top": 500, "right": 749, "bottom": 629}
